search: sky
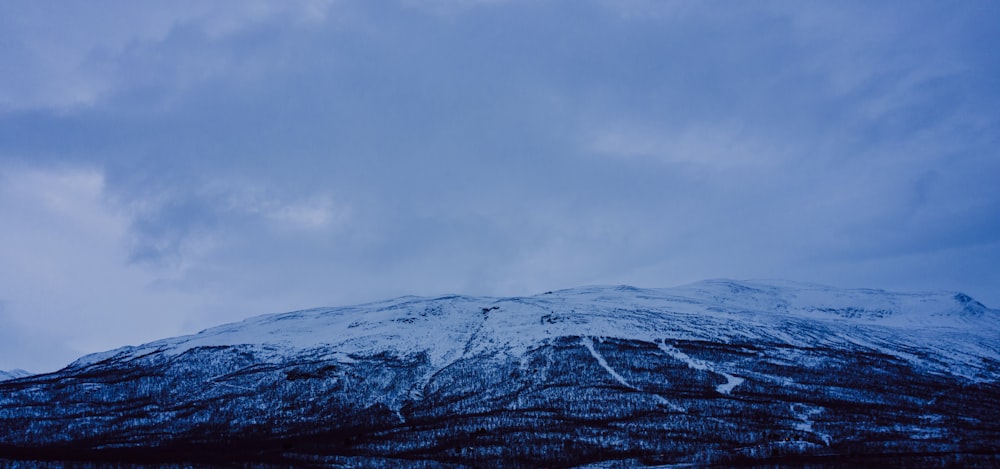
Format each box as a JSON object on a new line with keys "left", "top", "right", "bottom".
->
{"left": 1, "top": 0, "right": 999, "bottom": 372}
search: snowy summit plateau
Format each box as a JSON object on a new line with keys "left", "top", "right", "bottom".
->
{"left": 1, "top": 279, "right": 998, "bottom": 466}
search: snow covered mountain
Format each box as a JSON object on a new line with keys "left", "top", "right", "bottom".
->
{"left": 0, "top": 370, "right": 30, "bottom": 382}
{"left": 1, "top": 280, "right": 998, "bottom": 467}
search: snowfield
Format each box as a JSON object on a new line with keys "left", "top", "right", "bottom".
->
{"left": 70, "top": 279, "right": 1000, "bottom": 380}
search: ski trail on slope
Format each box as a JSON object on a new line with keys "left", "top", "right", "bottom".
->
{"left": 582, "top": 337, "right": 685, "bottom": 412}
{"left": 657, "top": 339, "right": 744, "bottom": 395}
{"left": 657, "top": 340, "right": 709, "bottom": 370}
{"left": 582, "top": 336, "right": 635, "bottom": 389}
{"left": 652, "top": 394, "right": 687, "bottom": 413}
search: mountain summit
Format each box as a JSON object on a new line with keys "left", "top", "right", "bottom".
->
{"left": 1, "top": 280, "right": 998, "bottom": 467}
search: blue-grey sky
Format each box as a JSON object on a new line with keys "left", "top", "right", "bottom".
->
{"left": 1, "top": 0, "right": 999, "bottom": 372}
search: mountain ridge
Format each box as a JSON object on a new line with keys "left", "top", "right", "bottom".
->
{"left": 67, "top": 279, "right": 1000, "bottom": 379}
{"left": 2, "top": 279, "right": 998, "bottom": 467}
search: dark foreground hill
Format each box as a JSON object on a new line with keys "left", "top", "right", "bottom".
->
{"left": 1, "top": 280, "right": 999, "bottom": 467}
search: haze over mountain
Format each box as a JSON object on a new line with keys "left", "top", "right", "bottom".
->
{"left": 1, "top": 280, "right": 997, "bottom": 466}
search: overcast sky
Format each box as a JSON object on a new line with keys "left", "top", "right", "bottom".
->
{"left": 1, "top": 0, "right": 999, "bottom": 372}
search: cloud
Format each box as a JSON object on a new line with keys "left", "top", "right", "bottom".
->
{"left": 0, "top": 0, "right": 336, "bottom": 112}
{"left": 121, "top": 178, "right": 351, "bottom": 267}
{"left": 0, "top": 166, "right": 187, "bottom": 369}
{"left": 586, "top": 122, "right": 795, "bottom": 169}
{"left": 398, "top": 0, "right": 524, "bottom": 17}
{"left": 0, "top": 164, "right": 357, "bottom": 371}
{"left": 1, "top": 1, "right": 999, "bottom": 372}
{"left": 210, "top": 181, "right": 350, "bottom": 231}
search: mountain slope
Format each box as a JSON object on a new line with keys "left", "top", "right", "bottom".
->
{"left": 0, "top": 370, "right": 30, "bottom": 382}
{"left": 1, "top": 280, "right": 999, "bottom": 467}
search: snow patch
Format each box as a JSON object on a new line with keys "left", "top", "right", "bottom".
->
{"left": 791, "top": 403, "right": 830, "bottom": 445}
{"left": 717, "top": 373, "right": 745, "bottom": 394}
